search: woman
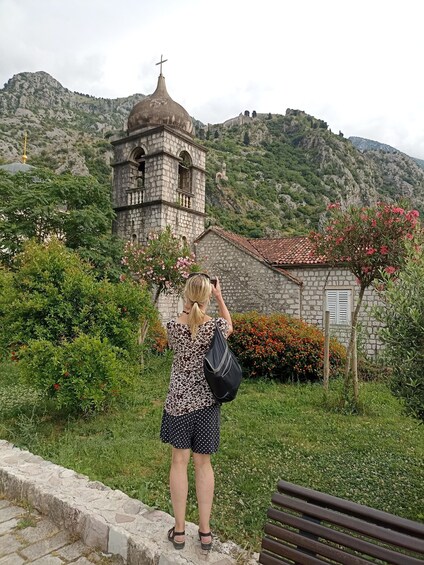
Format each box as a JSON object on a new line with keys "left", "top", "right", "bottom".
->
{"left": 160, "top": 273, "right": 233, "bottom": 551}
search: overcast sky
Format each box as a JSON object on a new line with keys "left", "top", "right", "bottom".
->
{"left": 1, "top": 0, "right": 423, "bottom": 159}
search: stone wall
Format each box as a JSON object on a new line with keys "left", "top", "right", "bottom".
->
{"left": 157, "top": 292, "right": 182, "bottom": 325}
{"left": 195, "top": 231, "right": 301, "bottom": 317}
{"left": 196, "top": 231, "right": 383, "bottom": 357}
{"left": 112, "top": 126, "right": 206, "bottom": 247}
{"left": 287, "top": 266, "right": 383, "bottom": 357}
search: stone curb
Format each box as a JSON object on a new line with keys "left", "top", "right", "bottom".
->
{"left": 0, "top": 440, "right": 258, "bottom": 564}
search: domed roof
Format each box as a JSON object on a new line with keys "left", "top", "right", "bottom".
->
{"left": 0, "top": 162, "right": 34, "bottom": 174}
{"left": 128, "top": 74, "right": 194, "bottom": 137}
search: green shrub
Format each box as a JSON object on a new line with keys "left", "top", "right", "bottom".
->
{"left": 0, "top": 239, "right": 156, "bottom": 413}
{"left": 229, "top": 312, "right": 346, "bottom": 382}
{"left": 20, "top": 335, "right": 135, "bottom": 414}
{"left": 375, "top": 244, "right": 424, "bottom": 422}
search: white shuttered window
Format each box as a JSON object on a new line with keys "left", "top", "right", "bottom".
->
{"left": 326, "top": 290, "right": 351, "bottom": 325}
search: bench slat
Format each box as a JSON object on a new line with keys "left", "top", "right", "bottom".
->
{"left": 264, "top": 522, "right": 371, "bottom": 565}
{"left": 277, "top": 480, "right": 424, "bottom": 539}
{"left": 260, "top": 481, "right": 424, "bottom": 565}
{"left": 262, "top": 537, "right": 328, "bottom": 564}
{"left": 258, "top": 551, "right": 293, "bottom": 564}
{"left": 267, "top": 507, "right": 424, "bottom": 565}
{"left": 271, "top": 492, "right": 424, "bottom": 553}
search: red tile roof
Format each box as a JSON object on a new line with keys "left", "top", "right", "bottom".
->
{"left": 198, "top": 227, "right": 325, "bottom": 266}
{"left": 248, "top": 237, "right": 325, "bottom": 266}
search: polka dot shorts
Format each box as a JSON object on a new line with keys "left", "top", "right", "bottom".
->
{"left": 160, "top": 404, "right": 221, "bottom": 454}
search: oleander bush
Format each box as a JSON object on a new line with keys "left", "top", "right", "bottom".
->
{"left": 229, "top": 312, "right": 346, "bottom": 382}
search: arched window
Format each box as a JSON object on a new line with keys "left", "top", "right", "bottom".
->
{"left": 132, "top": 147, "right": 146, "bottom": 189}
{"left": 178, "top": 151, "right": 192, "bottom": 208}
{"left": 127, "top": 147, "right": 146, "bottom": 206}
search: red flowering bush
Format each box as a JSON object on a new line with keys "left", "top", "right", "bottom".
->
{"left": 229, "top": 312, "right": 346, "bottom": 382}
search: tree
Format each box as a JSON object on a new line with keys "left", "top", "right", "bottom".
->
{"left": 310, "top": 202, "right": 420, "bottom": 405}
{"left": 0, "top": 168, "right": 123, "bottom": 280}
{"left": 374, "top": 242, "right": 424, "bottom": 422}
{"left": 243, "top": 132, "right": 250, "bottom": 146}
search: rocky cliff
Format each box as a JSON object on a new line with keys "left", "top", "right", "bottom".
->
{"left": 1, "top": 72, "right": 423, "bottom": 236}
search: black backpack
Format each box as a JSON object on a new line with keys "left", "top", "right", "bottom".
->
{"left": 203, "top": 321, "right": 242, "bottom": 403}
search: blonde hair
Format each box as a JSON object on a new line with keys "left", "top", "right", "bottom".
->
{"left": 183, "top": 274, "right": 212, "bottom": 338}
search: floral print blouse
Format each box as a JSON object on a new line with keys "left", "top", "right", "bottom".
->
{"left": 164, "top": 317, "right": 229, "bottom": 416}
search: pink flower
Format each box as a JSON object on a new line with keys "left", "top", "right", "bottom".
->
{"left": 392, "top": 207, "right": 405, "bottom": 215}
{"left": 366, "top": 248, "right": 377, "bottom": 255}
{"left": 385, "top": 266, "right": 396, "bottom": 274}
{"left": 380, "top": 245, "right": 389, "bottom": 254}
{"left": 405, "top": 233, "right": 413, "bottom": 240}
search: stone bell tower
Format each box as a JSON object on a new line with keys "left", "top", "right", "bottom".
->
{"left": 111, "top": 59, "right": 206, "bottom": 248}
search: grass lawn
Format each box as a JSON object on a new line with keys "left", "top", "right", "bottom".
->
{"left": 0, "top": 354, "right": 423, "bottom": 553}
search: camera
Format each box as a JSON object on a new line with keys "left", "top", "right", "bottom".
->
{"left": 210, "top": 277, "right": 217, "bottom": 287}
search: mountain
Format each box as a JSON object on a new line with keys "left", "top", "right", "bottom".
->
{"left": 349, "top": 136, "right": 400, "bottom": 154}
{"left": 0, "top": 71, "right": 145, "bottom": 177}
{"left": 349, "top": 136, "right": 424, "bottom": 171}
{"left": 1, "top": 72, "right": 424, "bottom": 237}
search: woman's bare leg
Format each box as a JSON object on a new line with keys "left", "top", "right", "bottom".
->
{"left": 170, "top": 447, "right": 190, "bottom": 542}
{"left": 193, "top": 452, "right": 214, "bottom": 544}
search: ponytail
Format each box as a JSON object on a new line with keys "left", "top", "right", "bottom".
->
{"left": 188, "top": 302, "right": 205, "bottom": 338}
{"left": 183, "top": 274, "right": 212, "bottom": 339}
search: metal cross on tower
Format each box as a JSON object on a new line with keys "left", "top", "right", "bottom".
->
{"left": 155, "top": 54, "right": 168, "bottom": 75}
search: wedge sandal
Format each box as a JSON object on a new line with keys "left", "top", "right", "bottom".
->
{"left": 198, "top": 530, "right": 213, "bottom": 550}
{"left": 168, "top": 526, "right": 185, "bottom": 550}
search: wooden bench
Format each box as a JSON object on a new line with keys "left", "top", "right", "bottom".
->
{"left": 259, "top": 480, "right": 424, "bottom": 565}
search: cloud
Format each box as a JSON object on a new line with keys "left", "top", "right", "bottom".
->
{"left": 1, "top": 0, "right": 424, "bottom": 158}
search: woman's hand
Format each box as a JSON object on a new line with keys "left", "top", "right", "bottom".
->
{"left": 211, "top": 278, "right": 233, "bottom": 335}
{"left": 211, "top": 277, "right": 222, "bottom": 299}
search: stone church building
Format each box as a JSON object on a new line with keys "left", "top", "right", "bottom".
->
{"left": 111, "top": 69, "right": 381, "bottom": 357}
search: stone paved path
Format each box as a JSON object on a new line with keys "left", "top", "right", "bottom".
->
{"left": 0, "top": 499, "right": 123, "bottom": 565}
{"left": 0, "top": 440, "right": 258, "bottom": 564}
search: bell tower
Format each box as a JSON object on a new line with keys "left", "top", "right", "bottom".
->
{"left": 111, "top": 59, "right": 206, "bottom": 247}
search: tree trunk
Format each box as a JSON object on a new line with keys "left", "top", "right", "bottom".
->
{"left": 344, "top": 285, "right": 365, "bottom": 404}
{"left": 352, "top": 326, "right": 359, "bottom": 401}
{"left": 139, "top": 286, "right": 161, "bottom": 366}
